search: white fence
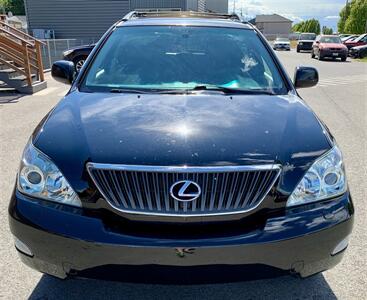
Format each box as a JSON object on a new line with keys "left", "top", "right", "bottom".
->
{"left": 40, "top": 38, "right": 97, "bottom": 70}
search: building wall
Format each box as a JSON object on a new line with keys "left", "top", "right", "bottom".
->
{"left": 131, "top": 0, "right": 186, "bottom": 10}
{"left": 24, "top": 0, "right": 131, "bottom": 40}
{"left": 257, "top": 22, "right": 292, "bottom": 35}
{"left": 205, "top": 0, "right": 228, "bottom": 13}
{"left": 25, "top": 0, "right": 228, "bottom": 40}
{"left": 186, "top": 0, "right": 198, "bottom": 10}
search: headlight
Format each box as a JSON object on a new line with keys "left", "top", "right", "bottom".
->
{"left": 287, "top": 145, "right": 347, "bottom": 207}
{"left": 299, "top": 42, "right": 303, "bottom": 45}
{"left": 63, "top": 49, "right": 73, "bottom": 57}
{"left": 17, "top": 141, "right": 81, "bottom": 207}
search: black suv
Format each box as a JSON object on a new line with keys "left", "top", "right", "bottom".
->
{"left": 9, "top": 11, "right": 353, "bottom": 281}
{"left": 62, "top": 44, "right": 95, "bottom": 72}
{"left": 297, "top": 33, "right": 317, "bottom": 52}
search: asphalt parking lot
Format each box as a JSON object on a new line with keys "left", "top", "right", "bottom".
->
{"left": 0, "top": 50, "right": 366, "bottom": 299}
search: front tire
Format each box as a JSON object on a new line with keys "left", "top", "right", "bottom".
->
{"left": 73, "top": 56, "right": 88, "bottom": 72}
{"left": 318, "top": 51, "right": 323, "bottom": 61}
{"left": 297, "top": 47, "right": 300, "bottom": 53}
{"left": 341, "top": 56, "right": 347, "bottom": 62}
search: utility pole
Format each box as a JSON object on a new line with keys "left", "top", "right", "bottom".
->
{"left": 233, "top": 0, "right": 236, "bottom": 14}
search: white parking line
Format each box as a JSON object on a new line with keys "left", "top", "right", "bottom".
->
{"left": 313, "top": 75, "right": 367, "bottom": 88}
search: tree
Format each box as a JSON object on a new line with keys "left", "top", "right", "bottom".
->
{"left": 344, "top": 0, "right": 367, "bottom": 33}
{"left": 292, "top": 19, "right": 321, "bottom": 34}
{"left": 338, "top": 1, "right": 352, "bottom": 33}
{"left": 0, "top": 0, "right": 25, "bottom": 15}
{"left": 322, "top": 26, "right": 333, "bottom": 34}
{"left": 338, "top": 0, "right": 367, "bottom": 33}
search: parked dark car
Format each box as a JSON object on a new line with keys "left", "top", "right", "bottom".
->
{"left": 344, "top": 33, "right": 367, "bottom": 50}
{"left": 311, "top": 35, "right": 348, "bottom": 61}
{"left": 63, "top": 44, "right": 95, "bottom": 71}
{"left": 9, "top": 11, "right": 353, "bottom": 282}
{"left": 340, "top": 35, "right": 358, "bottom": 43}
{"left": 296, "top": 33, "right": 316, "bottom": 52}
{"left": 349, "top": 44, "right": 367, "bottom": 58}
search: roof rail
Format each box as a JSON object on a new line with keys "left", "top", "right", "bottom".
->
{"left": 121, "top": 11, "right": 243, "bottom": 22}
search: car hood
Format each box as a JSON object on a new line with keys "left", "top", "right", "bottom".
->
{"left": 68, "top": 44, "right": 95, "bottom": 51}
{"left": 320, "top": 43, "right": 345, "bottom": 48}
{"left": 33, "top": 91, "right": 331, "bottom": 194}
{"left": 345, "top": 40, "right": 361, "bottom": 45}
{"left": 351, "top": 44, "right": 367, "bottom": 50}
{"left": 274, "top": 41, "right": 290, "bottom": 44}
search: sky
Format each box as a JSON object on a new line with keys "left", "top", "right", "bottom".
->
{"left": 228, "top": 0, "right": 346, "bottom": 31}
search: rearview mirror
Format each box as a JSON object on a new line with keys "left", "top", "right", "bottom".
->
{"left": 51, "top": 60, "right": 76, "bottom": 84}
{"left": 294, "top": 66, "right": 319, "bottom": 89}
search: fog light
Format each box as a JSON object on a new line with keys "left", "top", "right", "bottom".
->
{"left": 332, "top": 236, "right": 349, "bottom": 256}
{"left": 14, "top": 237, "right": 33, "bottom": 257}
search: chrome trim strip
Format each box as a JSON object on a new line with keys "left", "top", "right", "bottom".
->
{"left": 86, "top": 163, "right": 282, "bottom": 218}
{"left": 87, "top": 163, "right": 280, "bottom": 173}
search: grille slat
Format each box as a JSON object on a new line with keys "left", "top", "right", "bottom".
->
{"left": 241, "top": 172, "right": 261, "bottom": 208}
{"left": 233, "top": 172, "right": 249, "bottom": 209}
{"left": 121, "top": 172, "right": 137, "bottom": 209}
{"left": 152, "top": 173, "right": 161, "bottom": 211}
{"left": 88, "top": 164, "right": 281, "bottom": 216}
{"left": 226, "top": 172, "right": 239, "bottom": 209}
{"left": 200, "top": 173, "right": 208, "bottom": 212}
{"left": 251, "top": 171, "right": 273, "bottom": 206}
{"left": 110, "top": 171, "right": 129, "bottom": 208}
{"left": 98, "top": 170, "right": 120, "bottom": 207}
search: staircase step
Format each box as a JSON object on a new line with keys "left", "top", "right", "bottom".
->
{"left": 0, "top": 60, "right": 15, "bottom": 64}
{"left": 9, "top": 74, "right": 37, "bottom": 82}
{"left": 0, "top": 62, "right": 21, "bottom": 71}
{"left": 17, "top": 80, "right": 47, "bottom": 94}
{"left": 0, "top": 68, "right": 17, "bottom": 74}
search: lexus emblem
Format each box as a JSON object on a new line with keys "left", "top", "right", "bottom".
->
{"left": 170, "top": 180, "right": 201, "bottom": 202}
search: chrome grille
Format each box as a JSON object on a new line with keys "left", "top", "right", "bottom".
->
{"left": 87, "top": 164, "right": 281, "bottom": 216}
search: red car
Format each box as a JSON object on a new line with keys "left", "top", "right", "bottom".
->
{"left": 311, "top": 35, "right": 348, "bottom": 61}
{"left": 344, "top": 33, "right": 367, "bottom": 49}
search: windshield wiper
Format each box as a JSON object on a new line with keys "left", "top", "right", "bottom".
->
{"left": 110, "top": 88, "right": 151, "bottom": 94}
{"left": 109, "top": 86, "right": 277, "bottom": 95}
{"left": 110, "top": 88, "right": 190, "bottom": 95}
{"left": 188, "top": 85, "right": 276, "bottom": 95}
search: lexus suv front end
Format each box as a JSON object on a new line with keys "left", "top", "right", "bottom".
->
{"left": 8, "top": 11, "right": 354, "bottom": 281}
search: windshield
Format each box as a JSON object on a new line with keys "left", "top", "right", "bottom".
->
{"left": 354, "top": 34, "right": 366, "bottom": 42}
{"left": 276, "top": 38, "right": 289, "bottom": 42}
{"left": 299, "top": 34, "right": 316, "bottom": 40}
{"left": 82, "top": 26, "right": 287, "bottom": 94}
{"left": 320, "top": 36, "right": 342, "bottom": 44}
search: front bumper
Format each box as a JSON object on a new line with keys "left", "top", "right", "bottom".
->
{"left": 9, "top": 190, "right": 354, "bottom": 281}
{"left": 273, "top": 45, "right": 290, "bottom": 50}
{"left": 320, "top": 50, "right": 348, "bottom": 58}
{"left": 297, "top": 43, "right": 313, "bottom": 51}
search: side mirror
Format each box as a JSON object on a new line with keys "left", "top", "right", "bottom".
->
{"left": 294, "top": 66, "right": 319, "bottom": 89}
{"left": 51, "top": 60, "right": 76, "bottom": 84}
